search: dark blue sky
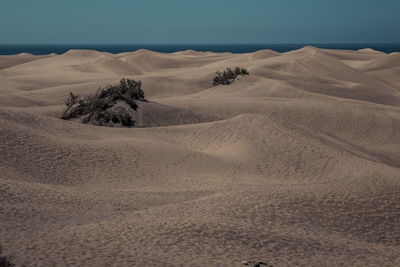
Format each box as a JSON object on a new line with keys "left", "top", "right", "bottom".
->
{"left": 1, "top": 0, "right": 399, "bottom": 44}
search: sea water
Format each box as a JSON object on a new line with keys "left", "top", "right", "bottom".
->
{"left": 1, "top": 44, "right": 399, "bottom": 55}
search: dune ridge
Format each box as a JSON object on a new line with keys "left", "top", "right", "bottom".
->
{"left": 0, "top": 47, "right": 399, "bottom": 266}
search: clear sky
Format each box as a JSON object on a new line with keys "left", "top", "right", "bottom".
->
{"left": 1, "top": 0, "right": 399, "bottom": 44}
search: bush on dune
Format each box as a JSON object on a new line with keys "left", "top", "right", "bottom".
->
{"left": 213, "top": 66, "right": 249, "bottom": 86}
{"left": 61, "top": 78, "right": 145, "bottom": 127}
{"left": 0, "top": 245, "right": 15, "bottom": 267}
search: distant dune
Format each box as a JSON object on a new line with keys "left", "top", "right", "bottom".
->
{"left": 1, "top": 47, "right": 400, "bottom": 266}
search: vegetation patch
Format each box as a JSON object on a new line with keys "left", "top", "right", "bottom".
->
{"left": 213, "top": 67, "right": 249, "bottom": 85}
{"left": 61, "top": 78, "right": 145, "bottom": 127}
{"left": 0, "top": 245, "right": 15, "bottom": 267}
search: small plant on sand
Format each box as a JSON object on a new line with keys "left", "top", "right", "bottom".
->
{"left": 213, "top": 66, "right": 249, "bottom": 85}
{"left": 61, "top": 78, "right": 145, "bottom": 127}
{"left": 0, "top": 245, "right": 15, "bottom": 267}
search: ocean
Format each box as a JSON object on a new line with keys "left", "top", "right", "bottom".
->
{"left": 1, "top": 44, "right": 399, "bottom": 55}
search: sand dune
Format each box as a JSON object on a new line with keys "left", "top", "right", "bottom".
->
{"left": 0, "top": 53, "right": 55, "bottom": 70}
{"left": 1, "top": 47, "right": 400, "bottom": 266}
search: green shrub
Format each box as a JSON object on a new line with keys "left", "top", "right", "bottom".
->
{"left": 61, "top": 78, "right": 145, "bottom": 127}
{"left": 213, "top": 67, "right": 249, "bottom": 85}
{"left": 0, "top": 245, "right": 15, "bottom": 267}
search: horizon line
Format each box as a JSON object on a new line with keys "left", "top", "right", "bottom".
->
{"left": 1, "top": 43, "right": 400, "bottom": 46}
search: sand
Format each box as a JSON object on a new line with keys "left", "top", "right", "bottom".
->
{"left": 0, "top": 46, "right": 399, "bottom": 266}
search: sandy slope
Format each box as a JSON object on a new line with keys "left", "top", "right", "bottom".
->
{"left": 0, "top": 47, "right": 400, "bottom": 266}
